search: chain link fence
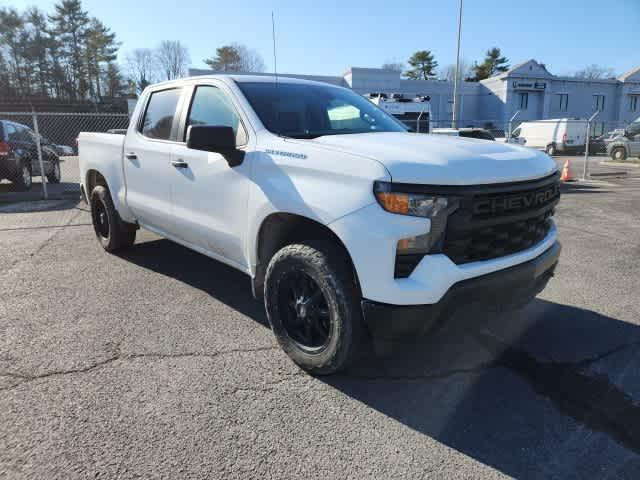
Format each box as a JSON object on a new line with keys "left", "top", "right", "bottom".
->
{"left": 0, "top": 112, "right": 129, "bottom": 199}
{"left": 427, "top": 117, "right": 639, "bottom": 160}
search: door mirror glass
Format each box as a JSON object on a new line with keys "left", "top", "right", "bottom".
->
{"left": 186, "top": 125, "right": 244, "bottom": 166}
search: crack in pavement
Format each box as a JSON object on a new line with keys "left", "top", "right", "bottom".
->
{"left": 1, "top": 207, "right": 85, "bottom": 274}
{"left": 0, "top": 345, "right": 280, "bottom": 392}
{"left": 0, "top": 222, "right": 91, "bottom": 232}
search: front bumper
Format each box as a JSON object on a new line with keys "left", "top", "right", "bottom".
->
{"left": 361, "top": 241, "right": 561, "bottom": 339}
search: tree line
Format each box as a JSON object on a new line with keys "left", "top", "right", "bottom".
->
{"left": 383, "top": 48, "right": 617, "bottom": 82}
{"left": 383, "top": 47, "right": 510, "bottom": 81}
{"left": 0, "top": 0, "right": 271, "bottom": 106}
{"left": 1, "top": 0, "right": 617, "bottom": 108}
{"left": 0, "top": 0, "right": 120, "bottom": 102}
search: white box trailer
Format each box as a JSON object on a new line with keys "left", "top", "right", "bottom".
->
{"left": 512, "top": 118, "right": 587, "bottom": 155}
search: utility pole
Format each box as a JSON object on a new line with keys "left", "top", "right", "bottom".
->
{"left": 451, "top": 0, "right": 463, "bottom": 129}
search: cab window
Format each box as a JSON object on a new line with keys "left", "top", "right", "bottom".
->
{"left": 140, "top": 88, "right": 182, "bottom": 140}
{"left": 185, "top": 85, "right": 247, "bottom": 146}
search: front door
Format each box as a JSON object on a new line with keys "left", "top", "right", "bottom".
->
{"left": 123, "top": 87, "right": 184, "bottom": 233}
{"left": 170, "top": 83, "right": 253, "bottom": 268}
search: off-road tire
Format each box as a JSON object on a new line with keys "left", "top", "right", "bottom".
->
{"left": 14, "top": 160, "right": 32, "bottom": 191}
{"left": 90, "top": 185, "right": 136, "bottom": 252}
{"left": 264, "top": 240, "right": 364, "bottom": 375}
{"left": 611, "top": 147, "right": 627, "bottom": 162}
{"left": 46, "top": 160, "right": 61, "bottom": 184}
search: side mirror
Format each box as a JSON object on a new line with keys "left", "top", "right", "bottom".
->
{"left": 186, "top": 125, "right": 244, "bottom": 166}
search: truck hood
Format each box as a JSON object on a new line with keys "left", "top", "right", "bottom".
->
{"left": 310, "top": 132, "right": 557, "bottom": 185}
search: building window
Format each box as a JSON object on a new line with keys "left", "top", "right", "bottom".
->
{"left": 556, "top": 94, "right": 568, "bottom": 112}
{"left": 592, "top": 94, "right": 605, "bottom": 112}
{"left": 519, "top": 92, "right": 528, "bottom": 110}
{"left": 630, "top": 95, "right": 639, "bottom": 112}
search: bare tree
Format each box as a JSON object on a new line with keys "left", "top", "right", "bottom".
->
{"left": 573, "top": 64, "right": 616, "bottom": 80}
{"left": 156, "top": 40, "right": 190, "bottom": 80}
{"left": 125, "top": 48, "right": 156, "bottom": 93}
{"left": 235, "top": 43, "right": 266, "bottom": 72}
{"left": 442, "top": 59, "right": 472, "bottom": 82}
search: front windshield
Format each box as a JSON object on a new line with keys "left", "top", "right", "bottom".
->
{"left": 237, "top": 81, "right": 408, "bottom": 139}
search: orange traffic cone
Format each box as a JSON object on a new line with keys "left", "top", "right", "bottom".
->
{"left": 560, "top": 159, "right": 573, "bottom": 182}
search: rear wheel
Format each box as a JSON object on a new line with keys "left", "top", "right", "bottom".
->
{"left": 14, "top": 161, "right": 32, "bottom": 191}
{"left": 90, "top": 185, "right": 136, "bottom": 252}
{"left": 545, "top": 143, "right": 556, "bottom": 156}
{"left": 46, "top": 160, "right": 61, "bottom": 184}
{"left": 611, "top": 147, "right": 627, "bottom": 162}
{"left": 264, "top": 241, "right": 364, "bottom": 375}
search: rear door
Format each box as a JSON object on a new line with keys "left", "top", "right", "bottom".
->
{"left": 123, "top": 86, "right": 186, "bottom": 233}
{"left": 169, "top": 81, "right": 254, "bottom": 268}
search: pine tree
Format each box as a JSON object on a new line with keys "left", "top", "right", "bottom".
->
{"left": 48, "top": 0, "right": 90, "bottom": 99}
{"left": 470, "top": 48, "right": 509, "bottom": 81}
{"left": 404, "top": 50, "right": 438, "bottom": 80}
{"left": 86, "top": 18, "right": 119, "bottom": 99}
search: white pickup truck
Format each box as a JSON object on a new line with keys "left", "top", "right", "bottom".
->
{"left": 79, "top": 75, "right": 561, "bottom": 374}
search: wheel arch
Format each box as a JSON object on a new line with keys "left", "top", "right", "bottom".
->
{"left": 252, "top": 212, "right": 359, "bottom": 299}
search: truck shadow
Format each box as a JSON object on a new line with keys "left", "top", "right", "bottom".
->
{"left": 328, "top": 301, "right": 640, "bottom": 477}
{"left": 117, "top": 237, "right": 268, "bottom": 326}
{"left": 118, "top": 238, "right": 640, "bottom": 477}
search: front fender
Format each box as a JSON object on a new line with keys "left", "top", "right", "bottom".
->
{"left": 245, "top": 144, "right": 389, "bottom": 275}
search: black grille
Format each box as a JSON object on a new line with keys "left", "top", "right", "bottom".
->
{"left": 442, "top": 173, "right": 560, "bottom": 265}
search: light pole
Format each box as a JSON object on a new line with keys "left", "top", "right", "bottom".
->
{"left": 583, "top": 111, "right": 599, "bottom": 179}
{"left": 451, "top": 0, "right": 463, "bottom": 129}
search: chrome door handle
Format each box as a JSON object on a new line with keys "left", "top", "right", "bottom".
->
{"left": 125, "top": 152, "right": 137, "bottom": 160}
{"left": 171, "top": 159, "right": 189, "bottom": 168}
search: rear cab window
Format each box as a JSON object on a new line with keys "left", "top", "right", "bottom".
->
{"left": 139, "top": 88, "right": 182, "bottom": 140}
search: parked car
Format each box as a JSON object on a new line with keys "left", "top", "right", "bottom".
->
{"left": 605, "top": 120, "right": 640, "bottom": 161}
{"left": 432, "top": 127, "right": 496, "bottom": 141}
{"left": 0, "top": 120, "right": 61, "bottom": 190}
{"left": 512, "top": 118, "right": 587, "bottom": 155}
{"left": 79, "top": 76, "right": 560, "bottom": 374}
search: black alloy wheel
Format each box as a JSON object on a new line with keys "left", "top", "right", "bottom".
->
{"left": 278, "top": 271, "right": 332, "bottom": 352}
{"left": 92, "top": 195, "right": 110, "bottom": 240}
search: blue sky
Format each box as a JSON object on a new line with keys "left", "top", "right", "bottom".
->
{"left": 2, "top": 0, "right": 639, "bottom": 77}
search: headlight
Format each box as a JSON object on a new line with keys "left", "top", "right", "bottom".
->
{"left": 373, "top": 181, "right": 457, "bottom": 219}
{"left": 374, "top": 181, "right": 460, "bottom": 277}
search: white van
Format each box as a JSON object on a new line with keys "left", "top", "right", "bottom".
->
{"left": 512, "top": 118, "right": 587, "bottom": 155}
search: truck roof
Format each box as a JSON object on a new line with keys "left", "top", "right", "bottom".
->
{"left": 149, "top": 74, "right": 339, "bottom": 89}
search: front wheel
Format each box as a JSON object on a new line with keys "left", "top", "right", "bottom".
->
{"left": 264, "top": 241, "right": 364, "bottom": 375}
{"left": 90, "top": 185, "right": 136, "bottom": 252}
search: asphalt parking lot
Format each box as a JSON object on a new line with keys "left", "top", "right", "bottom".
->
{"left": 1, "top": 159, "right": 640, "bottom": 479}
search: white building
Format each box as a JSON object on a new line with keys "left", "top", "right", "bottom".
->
{"left": 190, "top": 59, "right": 640, "bottom": 133}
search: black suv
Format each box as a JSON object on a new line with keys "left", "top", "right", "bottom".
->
{"left": 0, "top": 120, "right": 61, "bottom": 190}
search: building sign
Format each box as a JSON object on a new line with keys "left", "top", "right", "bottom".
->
{"left": 512, "top": 81, "right": 547, "bottom": 91}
